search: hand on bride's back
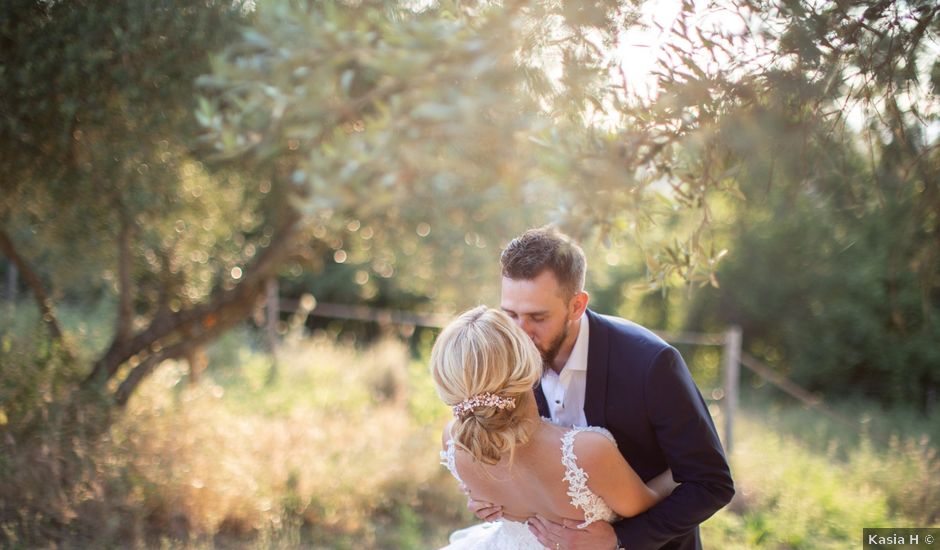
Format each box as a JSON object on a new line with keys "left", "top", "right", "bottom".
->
{"left": 528, "top": 516, "right": 618, "bottom": 550}
{"left": 466, "top": 492, "right": 503, "bottom": 522}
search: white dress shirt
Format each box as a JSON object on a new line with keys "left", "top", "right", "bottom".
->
{"left": 540, "top": 314, "right": 589, "bottom": 427}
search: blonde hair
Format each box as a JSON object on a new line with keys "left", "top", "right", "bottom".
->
{"left": 430, "top": 306, "right": 542, "bottom": 465}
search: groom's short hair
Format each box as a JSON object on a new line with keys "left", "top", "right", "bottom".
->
{"left": 500, "top": 226, "right": 586, "bottom": 299}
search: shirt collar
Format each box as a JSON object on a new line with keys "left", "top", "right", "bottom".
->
{"left": 561, "top": 312, "right": 590, "bottom": 372}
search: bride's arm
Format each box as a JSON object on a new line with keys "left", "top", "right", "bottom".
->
{"left": 576, "top": 434, "right": 678, "bottom": 518}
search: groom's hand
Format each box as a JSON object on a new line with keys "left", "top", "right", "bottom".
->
{"left": 527, "top": 516, "right": 618, "bottom": 550}
{"left": 465, "top": 493, "right": 502, "bottom": 522}
{"left": 467, "top": 497, "right": 503, "bottom": 522}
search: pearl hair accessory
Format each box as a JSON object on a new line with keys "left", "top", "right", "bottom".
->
{"left": 452, "top": 392, "right": 516, "bottom": 418}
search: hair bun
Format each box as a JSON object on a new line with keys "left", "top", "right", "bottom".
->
{"left": 430, "top": 306, "right": 543, "bottom": 465}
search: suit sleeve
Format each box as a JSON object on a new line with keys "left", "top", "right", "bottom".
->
{"left": 611, "top": 346, "right": 734, "bottom": 549}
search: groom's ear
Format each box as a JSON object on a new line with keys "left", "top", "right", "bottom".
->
{"left": 569, "top": 291, "right": 589, "bottom": 319}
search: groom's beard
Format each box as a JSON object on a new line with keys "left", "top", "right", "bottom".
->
{"left": 539, "top": 322, "right": 569, "bottom": 373}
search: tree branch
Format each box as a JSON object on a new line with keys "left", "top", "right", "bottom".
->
{"left": 0, "top": 228, "right": 68, "bottom": 348}
{"left": 83, "top": 207, "right": 302, "bottom": 390}
{"left": 113, "top": 301, "right": 238, "bottom": 406}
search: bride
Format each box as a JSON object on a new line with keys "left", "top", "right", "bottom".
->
{"left": 430, "top": 306, "right": 678, "bottom": 549}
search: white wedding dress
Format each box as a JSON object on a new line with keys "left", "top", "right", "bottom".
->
{"left": 439, "top": 426, "right": 620, "bottom": 549}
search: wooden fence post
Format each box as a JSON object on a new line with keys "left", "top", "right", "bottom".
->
{"left": 722, "top": 325, "right": 742, "bottom": 454}
{"left": 265, "top": 278, "right": 279, "bottom": 383}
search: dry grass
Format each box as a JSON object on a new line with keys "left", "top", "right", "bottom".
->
{"left": 4, "top": 325, "right": 937, "bottom": 549}
{"left": 1, "top": 330, "right": 472, "bottom": 548}
{"left": 112, "top": 332, "right": 471, "bottom": 548}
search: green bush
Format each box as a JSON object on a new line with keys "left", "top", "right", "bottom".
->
{"left": 701, "top": 398, "right": 939, "bottom": 548}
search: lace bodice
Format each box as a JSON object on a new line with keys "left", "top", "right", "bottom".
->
{"left": 439, "top": 425, "right": 619, "bottom": 529}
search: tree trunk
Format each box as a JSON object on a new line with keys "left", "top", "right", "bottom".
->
{"left": 114, "top": 213, "right": 135, "bottom": 346}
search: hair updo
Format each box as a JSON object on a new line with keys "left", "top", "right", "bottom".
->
{"left": 430, "top": 306, "right": 542, "bottom": 465}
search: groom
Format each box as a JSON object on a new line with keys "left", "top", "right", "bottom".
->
{"left": 469, "top": 227, "right": 734, "bottom": 550}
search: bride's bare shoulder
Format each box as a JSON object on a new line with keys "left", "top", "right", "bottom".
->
{"left": 568, "top": 429, "right": 620, "bottom": 467}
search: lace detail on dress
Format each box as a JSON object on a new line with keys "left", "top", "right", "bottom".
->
{"left": 440, "top": 439, "right": 464, "bottom": 486}
{"left": 560, "top": 426, "right": 619, "bottom": 528}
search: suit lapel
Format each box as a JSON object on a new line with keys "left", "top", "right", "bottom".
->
{"left": 583, "top": 309, "right": 609, "bottom": 426}
{"left": 534, "top": 380, "right": 550, "bottom": 418}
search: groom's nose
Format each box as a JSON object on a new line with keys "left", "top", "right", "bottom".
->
{"left": 516, "top": 318, "right": 536, "bottom": 340}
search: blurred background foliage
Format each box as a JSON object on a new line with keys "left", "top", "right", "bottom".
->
{"left": 1, "top": 0, "right": 938, "bottom": 547}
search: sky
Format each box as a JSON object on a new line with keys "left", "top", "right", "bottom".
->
{"left": 615, "top": 0, "right": 747, "bottom": 100}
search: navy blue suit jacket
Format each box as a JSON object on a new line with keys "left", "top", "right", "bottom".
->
{"left": 535, "top": 310, "right": 734, "bottom": 550}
